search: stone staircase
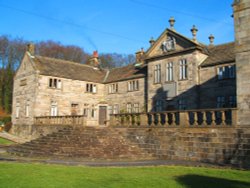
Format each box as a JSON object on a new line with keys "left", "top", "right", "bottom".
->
{"left": 7, "top": 126, "right": 155, "bottom": 160}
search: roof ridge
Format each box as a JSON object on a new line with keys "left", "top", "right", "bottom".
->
{"left": 207, "top": 41, "right": 235, "bottom": 49}
{"left": 35, "top": 55, "right": 95, "bottom": 69}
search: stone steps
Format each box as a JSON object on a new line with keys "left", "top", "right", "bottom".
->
{"left": 8, "top": 126, "right": 155, "bottom": 160}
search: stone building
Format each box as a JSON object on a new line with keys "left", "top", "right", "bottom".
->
{"left": 12, "top": 2, "right": 244, "bottom": 134}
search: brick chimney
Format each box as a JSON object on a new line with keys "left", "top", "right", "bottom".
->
{"left": 87, "top": 51, "right": 100, "bottom": 67}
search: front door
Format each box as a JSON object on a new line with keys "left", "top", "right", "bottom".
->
{"left": 99, "top": 106, "right": 107, "bottom": 125}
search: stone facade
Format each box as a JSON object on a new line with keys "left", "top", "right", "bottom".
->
{"left": 12, "top": 0, "right": 250, "bottom": 133}
{"left": 233, "top": 0, "right": 250, "bottom": 127}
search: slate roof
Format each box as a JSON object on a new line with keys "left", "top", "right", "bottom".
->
{"left": 31, "top": 55, "right": 146, "bottom": 83}
{"left": 33, "top": 56, "right": 107, "bottom": 83}
{"left": 201, "top": 42, "right": 235, "bottom": 67}
{"left": 104, "top": 64, "right": 147, "bottom": 83}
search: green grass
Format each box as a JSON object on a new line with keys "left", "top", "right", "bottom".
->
{"left": 0, "top": 137, "right": 14, "bottom": 145}
{"left": 0, "top": 162, "right": 250, "bottom": 188}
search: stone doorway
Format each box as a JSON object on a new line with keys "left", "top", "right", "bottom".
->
{"left": 99, "top": 106, "right": 107, "bottom": 125}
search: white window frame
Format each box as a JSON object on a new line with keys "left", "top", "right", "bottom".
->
{"left": 16, "top": 103, "right": 20, "bottom": 118}
{"left": 49, "top": 78, "right": 62, "bottom": 89}
{"left": 166, "top": 62, "right": 173, "bottom": 81}
{"left": 179, "top": 59, "right": 187, "bottom": 80}
{"left": 127, "top": 103, "right": 132, "bottom": 113}
{"left": 51, "top": 102, "right": 58, "bottom": 116}
{"left": 154, "top": 64, "right": 161, "bottom": 83}
{"left": 25, "top": 103, "right": 30, "bottom": 117}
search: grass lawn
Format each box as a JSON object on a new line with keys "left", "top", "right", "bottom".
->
{"left": 0, "top": 162, "right": 249, "bottom": 188}
{"left": 0, "top": 137, "right": 14, "bottom": 145}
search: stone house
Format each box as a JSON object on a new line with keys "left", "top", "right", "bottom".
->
{"left": 12, "top": 15, "right": 237, "bottom": 133}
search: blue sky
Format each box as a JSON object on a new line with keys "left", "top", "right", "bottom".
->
{"left": 0, "top": 0, "right": 234, "bottom": 54}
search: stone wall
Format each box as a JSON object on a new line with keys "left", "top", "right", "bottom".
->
{"left": 234, "top": 0, "right": 250, "bottom": 126}
{"left": 10, "top": 124, "right": 71, "bottom": 140}
{"left": 199, "top": 64, "right": 236, "bottom": 109}
{"left": 147, "top": 50, "right": 207, "bottom": 111}
{"left": 12, "top": 53, "right": 39, "bottom": 126}
{"left": 105, "top": 78, "right": 146, "bottom": 115}
{"left": 34, "top": 75, "right": 105, "bottom": 126}
{"left": 117, "top": 127, "right": 250, "bottom": 168}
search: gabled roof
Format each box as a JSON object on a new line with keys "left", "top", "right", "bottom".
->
{"left": 28, "top": 54, "right": 146, "bottom": 84}
{"left": 145, "top": 28, "right": 202, "bottom": 58}
{"left": 104, "top": 64, "right": 146, "bottom": 83}
{"left": 32, "top": 55, "right": 107, "bottom": 83}
{"left": 201, "top": 42, "right": 235, "bottom": 67}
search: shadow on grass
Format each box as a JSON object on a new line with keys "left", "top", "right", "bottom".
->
{"left": 176, "top": 174, "right": 250, "bottom": 188}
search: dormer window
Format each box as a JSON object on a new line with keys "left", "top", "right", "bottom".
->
{"left": 49, "top": 78, "right": 62, "bottom": 89}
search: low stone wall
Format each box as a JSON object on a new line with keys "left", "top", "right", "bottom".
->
{"left": 116, "top": 127, "right": 250, "bottom": 168}
{"left": 10, "top": 124, "right": 72, "bottom": 141}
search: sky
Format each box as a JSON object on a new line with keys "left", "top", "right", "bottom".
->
{"left": 0, "top": 0, "right": 234, "bottom": 54}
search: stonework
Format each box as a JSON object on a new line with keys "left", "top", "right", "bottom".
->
{"left": 234, "top": 0, "right": 250, "bottom": 126}
{"left": 11, "top": 0, "right": 249, "bottom": 134}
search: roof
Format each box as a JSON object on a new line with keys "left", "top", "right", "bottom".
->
{"left": 33, "top": 55, "right": 107, "bottom": 83}
{"left": 30, "top": 55, "right": 146, "bottom": 83}
{"left": 201, "top": 42, "right": 235, "bottom": 67}
{"left": 104, "top": 64, "right": 146, "bottom": 83}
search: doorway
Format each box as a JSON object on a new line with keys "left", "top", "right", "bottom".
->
{"left": 99, "top": 106, "right": 107, "bottom": 125}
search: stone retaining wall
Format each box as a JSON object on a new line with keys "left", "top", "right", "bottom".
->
{"left": 10, "top": 124, "right": 71, "bottom": 140}
{"left": 116, "top": 127, "right": 250, "bottom": 168}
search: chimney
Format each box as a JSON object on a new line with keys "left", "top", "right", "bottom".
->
{"left": 169, "top": 17, "right": 175, "bottom": 30}
{"left": 208, "top": 34, "right": 215, "bottom": 46}
{"left": 191, "top": 25, "right": 198, "bottom": 42}
{"left": 135, "top": 48, "right": 145, "bottom": 63}
{"left": 149, "top": 37, "right": 155, "bottom": 46}
{"left": 27, "top": 43, "right": 35, "bottom": 56}
{"left": 87, "top": 51, "right": 100, "bottom": 67}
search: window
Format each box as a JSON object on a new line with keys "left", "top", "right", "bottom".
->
{"left": 91, "top": 109, "right": 96, "bottom": 118}
{"left": 20, "top": 79, "right": 27, "bottom": 86}
{"left": 25, "top": 103, "right": 30, "bottom": 117}
{"left": 113, "top": 104, "right": 119, "bottom": 114}
{"left": 166, "top": 62, "right": 173, "bottom": 81}
{"left": 108, "top": 106, "right": 113, "bottom": 115}
{"left": 155, "top": 100, "right": 163, "bottom": 112}
{"left": 49, "top": 78, "right": 62, "bottom": 89}
{"left": 179, "top": 59, "right": 188, "bottom": 80}
{"left": 128, "top": 80, "right": 139, "bottom": 92}
{"left": 108, "top": 83, "right": 118, "bottom": 94}
{"left": 127, "top": 103, "right": 132, "bottom": 113}
{"left": 83, "top": 108, "right": 88, "bottom": 117}
{"left": 178, "top": 99, "right": 187, "bottom": 110}
{"left": 86, "top": 83, "right": 97, "bottom": 93}
{"left": 16, "top": 103, "right": 20, "bottom": 118}
{"left": 229, "top": 96, "right": 237, "bottom": 107}
{"left": 217, "top": 96, "right": 225, "bottom": 108}
{"left": 154, "top": 64, "right": 161, "bottom": 83}
{"left": 51, "top": 102, "right": 58, "bottom": 116}
{"left": 217, "top": 65, "right": 236, "bottom": 80}
{"left": 133, "top": 103, "right": 140, "bottom": 113}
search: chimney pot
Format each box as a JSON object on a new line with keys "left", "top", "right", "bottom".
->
{"left": 93, "top": 50, "right": 98, "bottom": 58}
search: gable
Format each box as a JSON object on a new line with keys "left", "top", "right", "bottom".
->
{"left": 14, "top": 52, "right": 37, "bottom": 79}
{"left": 146, "top": 29, "right": 200, "bottom": 58}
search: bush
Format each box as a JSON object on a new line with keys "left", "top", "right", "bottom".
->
{"left": 4, "top": 122, "right": 12, "bottom": 132}
{"left": 0, "top": 116, "right": 12, "bottom": 132}
{"left": 0, "top": 116, "right": 11, "bottom": 124}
